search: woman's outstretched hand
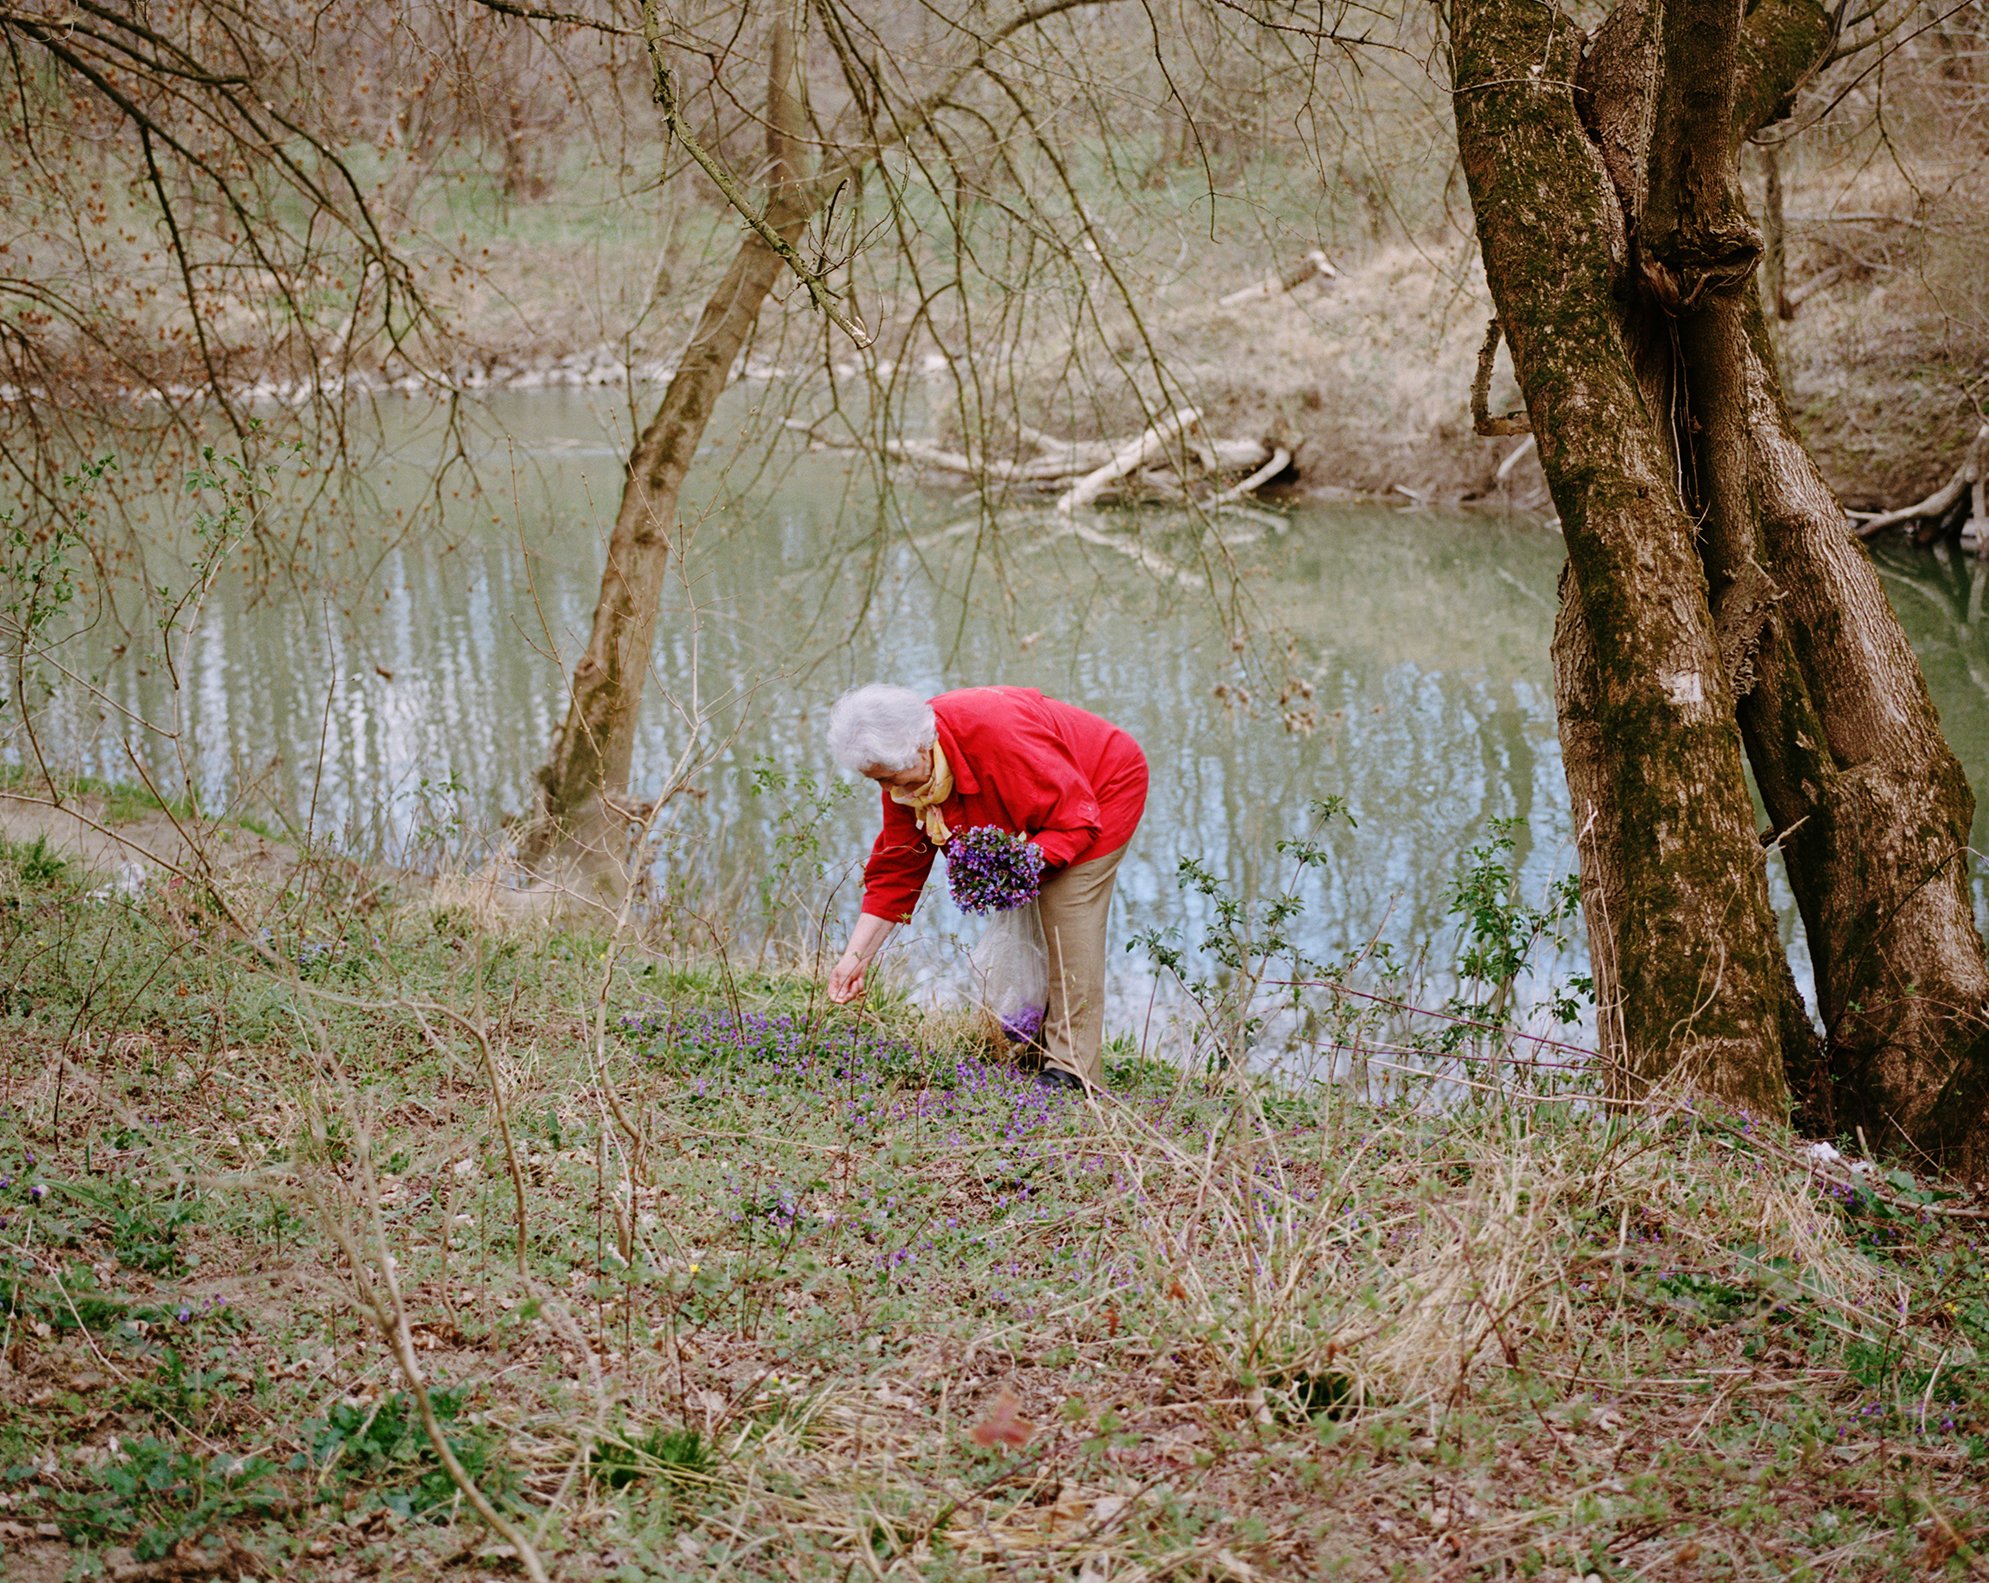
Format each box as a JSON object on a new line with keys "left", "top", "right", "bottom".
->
{"left": 830, "top": 916, "right": 896, "bottom": 1003}
{"left": 828, "top": 951, "right": 868, "bottom": 1003}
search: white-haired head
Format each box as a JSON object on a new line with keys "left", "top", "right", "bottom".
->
{"left": 827, "top": 684, "right": 935, "bottom": 775}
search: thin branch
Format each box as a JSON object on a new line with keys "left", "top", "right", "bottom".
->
{"left": 462, "top": 0, "right": 635, "bottom": 34}
{"left": 1472, "top": 317, "right": 1530, "bottom": 437}
{"left": 640, "top": 0, "right": 873, "bottom": 348}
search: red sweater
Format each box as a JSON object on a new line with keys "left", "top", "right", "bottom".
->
{"left": 859, "top": 686, "right": 1149, "bottom": 923}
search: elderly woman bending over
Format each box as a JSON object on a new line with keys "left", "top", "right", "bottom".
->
{"left": 826, "top": 684, "right": 1148, "bottom": 1091}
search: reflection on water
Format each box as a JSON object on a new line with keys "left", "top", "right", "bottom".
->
{"left": 23, "top": 390, "right": 1989, "bottom": 1036}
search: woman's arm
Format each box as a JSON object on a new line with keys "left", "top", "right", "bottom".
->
{"left": 861, "top": 790, "right": 939, "bottom": 920}
{"left": 829, "top": 913, "right": 897, "bottom": 1003}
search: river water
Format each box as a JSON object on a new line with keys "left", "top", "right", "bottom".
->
{"left": 22, "top": 389, "right": 1989, "bottom": 1056}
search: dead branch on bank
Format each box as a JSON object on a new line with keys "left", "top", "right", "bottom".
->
{"left": 1849, "top": 424, "right": 1989, "bottom": 551}
{"left": 1472, "top": 318, "right": 1531, "bottom": 437}
{"left": 786, "top": 408, "right": 1293, "bottom": 511}
{"left": 1216, "top": 249, "right": 1337, "bottom": 308}
{"left": 1056, "top": 407, "right": 1204, "bottom": 512}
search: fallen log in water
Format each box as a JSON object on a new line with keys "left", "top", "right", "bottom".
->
{"left": 1850, "top": 424, "right": 1989, "bottom": 553}
{"left": 1208, "top": 447, "right": 1293, "bottom": 509}
{"left": 1054, "top": 408, "right": 1203, "bottom": 514}
{"left": 784, "top": 412, "right": 1291, "bottom": 510}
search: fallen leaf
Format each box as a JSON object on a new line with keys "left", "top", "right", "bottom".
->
{"left": 1091, "top": 1493, "right": 1130, "bottom": 1525}
{"left": 970, "top": 1389, "right": 1035, "bottom": 1449}
{"left": 1919, "top": 1523, "right": 1959, "bottom": 1568}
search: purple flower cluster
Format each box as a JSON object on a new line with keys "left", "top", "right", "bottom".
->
{"left": 617, "top": 1006, "right": 1094, "bottom": 1280}
{"left": 945, "top": 826, "right": 1044, "bottom": 915}
{"left": 999, "top": 1006, "right": 1044, "bottom": 1044}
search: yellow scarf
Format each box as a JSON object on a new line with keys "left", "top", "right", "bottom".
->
{"left": 889, "top": 742, "right": 955, "bottom": 847}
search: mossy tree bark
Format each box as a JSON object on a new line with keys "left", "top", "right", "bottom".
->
{"left": 1448, "top": 0, "right": 1989, "bottom": 1169}
{"left": 1706, "top": 297, "right": 1989, "bottom": 1167}
{"left": 525, "top": 20, "right": 814, "bottom": 881}
{"left": 1450, "top": 0, "right": 1801, "bottom": 1112}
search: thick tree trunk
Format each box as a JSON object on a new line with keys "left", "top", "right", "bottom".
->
{"left": 1641, "top": 0, "right": 1989, "bottom": 1170}
{"left": 1450, "top": 0, "right": 1800, "bottom": 1111}
{"left": 1719, "top": 300, "right": 1989, "bottom": 1171}
{"left": 1454, "top": 0, "right": 1989, "bottom": 1169}
{"left": 525, "top": 23, "right": 812, "bottom": 881}
{"left": 1640, "top": 0, "right": 1759, "bottom": 312}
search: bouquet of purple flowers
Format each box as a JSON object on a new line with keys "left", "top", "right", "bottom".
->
{"left": 945, "top": 825, "right": 1045, "bottom": 915}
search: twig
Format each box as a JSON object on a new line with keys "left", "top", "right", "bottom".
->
{"left": 408, "top": 1002, "right": 531, "bottom": 1277}
{"left": 310, "top": 1088, "right": 553, "bottom": 1583}
{"left": 1472, "top": 318, "right": 1530, "bottom": 437}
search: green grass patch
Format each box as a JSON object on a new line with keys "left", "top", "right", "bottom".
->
{"left": 0, "top": 866, "right": 1984, "bottom": 1579}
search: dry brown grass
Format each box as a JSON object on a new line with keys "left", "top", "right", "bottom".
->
{"left": 1776, "top": 153, "right": 1989, "bottom": 508}
{"left": 3, "top": 787, "right": 1987, "bottom": 1581}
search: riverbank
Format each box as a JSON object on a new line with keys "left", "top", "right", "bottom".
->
{"left": 222, "top": 234, "right": 1987, "bottom": 516}
{"left": 4, "top": 811, "right": 1986, "bottom": 1579}
{"left": 409, "top": 139, "right": 1988, "bottom": 515}
{"left": 21, "top": 180, "right": 1976, "bottom": 521}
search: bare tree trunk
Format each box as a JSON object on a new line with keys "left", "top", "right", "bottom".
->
{"left": 1450, "top": 0, "right": 1801, "bottom": 1111}
{"left": 525, "top": 22, "right": 810, "bottom": 880}
{"left": 1658, "top": 0, "right": 1989, "bottom": 1169}
{"left": 1451, "top": 0, "right": 1989, "bottom": 1168}
{"left": 1715, "top": 298, "right": 1989, "bottom": 1170}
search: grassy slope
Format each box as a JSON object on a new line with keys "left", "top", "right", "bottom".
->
{"left": 3, "top": 835, "right": 1988, "bottom": 1580}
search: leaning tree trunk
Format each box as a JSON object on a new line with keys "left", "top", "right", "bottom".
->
{"left": 1598, "top": 0, "right": 1989, "bottom": 1168}
{"left": 1449, "top": 0, "right": 1989, "bottom": 1172}
{"left": 524, "top": 22, "right": 813, "bottom": 880}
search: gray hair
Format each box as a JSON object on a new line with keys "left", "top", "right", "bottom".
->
{"left": 827, "top": 684, "right": 935, "bottom": 774}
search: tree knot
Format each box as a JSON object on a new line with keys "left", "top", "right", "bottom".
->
{"left": 1637, "top": 220, "right": 1763, "bottom": 314}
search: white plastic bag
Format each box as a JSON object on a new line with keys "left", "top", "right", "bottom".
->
{"left": 970, "top": 901, "right": 1049, "bottom": 1043}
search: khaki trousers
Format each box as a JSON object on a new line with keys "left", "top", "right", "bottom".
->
{"left": 1038, "top": 843, "right": 1128, "bottom": 1088}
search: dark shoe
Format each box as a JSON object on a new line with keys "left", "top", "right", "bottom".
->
{"left": 1036, "top": 1067, "right": 1085, "bottom": 1094}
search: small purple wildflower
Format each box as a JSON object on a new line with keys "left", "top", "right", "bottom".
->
{"left": 945, "top": 826, "right": 1044, "bottom": 915}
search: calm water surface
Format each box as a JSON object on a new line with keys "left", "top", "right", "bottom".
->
{"left": 27, "top": 390, "right": 1989, "bottom": 1045}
